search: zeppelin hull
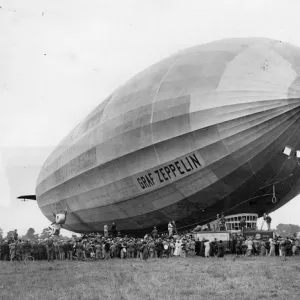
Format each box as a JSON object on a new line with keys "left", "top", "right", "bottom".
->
{"left": 36, "top": 38, "right": 300, "bottom": 234}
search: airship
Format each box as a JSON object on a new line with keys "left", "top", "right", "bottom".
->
{"left": 21, "top": 38, "right": 300, "bottom": 235}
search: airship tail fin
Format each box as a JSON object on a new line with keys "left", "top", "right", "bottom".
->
{"left": 17, "top": 195, "right": 36, "bottom": 201}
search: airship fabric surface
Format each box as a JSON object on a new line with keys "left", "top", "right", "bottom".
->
{"left": 36, "top": 38, "right": 300, "bottom": 233}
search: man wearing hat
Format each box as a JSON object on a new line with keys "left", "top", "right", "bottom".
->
{"left": 151, "top": 227, "right": 158, "bottom": 239}
{"left": 45, "top": 237, "right": 54, "bottom": 262}
{"left": 156, "top": 238, "right": 164, "bottom": 258}
{"left": 216, "top": 240, "right": 225, "bottom": 258}
{"left": 1, "top": 240, "right": 9, "bottom": 261}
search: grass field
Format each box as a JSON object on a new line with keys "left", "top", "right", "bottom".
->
{"left": 1, "top": 256, "right": 300, "bottom": 300}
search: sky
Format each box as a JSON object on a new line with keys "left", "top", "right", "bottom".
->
{"left": 1, "top": 0, "right": 300, "bottom": 237}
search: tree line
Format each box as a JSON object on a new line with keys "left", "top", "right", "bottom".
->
{"left": 0, "top": 223, "right": 299, "bottom": 241}
{"left": 0, "top": 227, "right": 71, "bottom": 241}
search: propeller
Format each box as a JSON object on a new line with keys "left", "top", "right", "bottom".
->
{"left": 50, "top": 205, "right": 68, "bottom": 227}
{"left": 48, "top": 205, "right": 69, "bottom": 235}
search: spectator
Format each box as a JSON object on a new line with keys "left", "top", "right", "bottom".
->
{"left": 58, "top": 241, "right": 65, "bottom": 260}
{"left": 54, "top": 241, "right": 59, "bottom": 260}
{"left": 280, "top": 237, "right": 288, "bottom": 260}
{"left": 216, "top": 240, "right": 225, "bottom": 258}
{"left": 220, "top": 214, "right": 226, "bottom": 231}
{"left": 156, "top": 239, "right": 164, "bottom": 258}
{"left": 195, "top": 239, "right": 201, "bottom": 256}
{"left": 104, "top": 240, "right": 111, "bottom": 260}
{"left": 1, "top": 241, "right": 9, "bottom": 261}
{"left": 260, "top": 242, "right": 266, "bottom": 256}
{"left": 141, "top": 241, "right": 149, "bottom": 260}
{"left": 168, "top": 222, "right": 173, "bottom": 237}
{"left": 95, "top": 242, "right": 102, "bottom": 260}
{"left": 104, "top": 225, "right": 109, "bottom": 238}
{"left": 204, "top": 239, "right": 210, "bottom": 257}
{"left": 172, "top": 221, "right": 178, "bottom": 235}
{"left": 9, "top": 240, "right": 17, "bottom": 261}
{"left": 46, "top": 237, "right": 54, "bottom": 262}
{"left": 264, "top": 214, "right": 272, "bottom": 231}
{"left": 111, "top": 222, "right": 117, "bottom": 238}
{"left": 269, "top": 238, "right": 276, "bottom": 256}
{"left": 181, "top": 239, "right": 187, "bottom": 258}
{"left": 136, "top": 239, "right": 142, "bottom": 259}
{"left": 75, "top": 240, "right": 84, "bottom": 261}
{"left": 246, "top": 237, "right": 253, "bottom": 256}
{"left": 127, "top": 239, "right": 134, "bottom": 258}
{"left": 66, "top": 240, "right": 73, "bottom": 260}
{"left": 240, "top": 217, "right": 246, "bottom": 231}
{"left": 151, "top": 227, "right": 158, "bottom": 238}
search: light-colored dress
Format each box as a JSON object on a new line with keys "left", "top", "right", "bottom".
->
{"left": 174, "top": 241, "right": 182, "bottom": 256}
{"left": 204, "top": 241, "right": 210, "bottom": 257}
{"left": 269, "top": 240, "right": 276, "bottom": 256}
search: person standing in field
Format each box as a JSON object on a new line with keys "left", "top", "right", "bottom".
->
{"left": 269, "top": 238, "right": 276, "bottom": 256}
{"left": 148, "top": 239, "right": 155, "bottom": 258}
{"left": 156, "top": 238, "right": 164, "bottom": 258}
{"left": 204, "top": 239, "right": 210, "bottom": 257}
{"left": 1, "top": 241, "right": 9, "bottom": 261}
{"left": 19, "top": 240, "right": 25, "bottom": 261}
{"left": 135, "top": 239, "right": 142, "bottom": 259}
{"left": 172, "top": 221, "right": 178, "bottom": 235}
{"left": 195, "top": 239, "right": 201, "bottom": 256}
{"left": 220, "top": 214, "right": 226, "bottom": 231}
{"left": 264, "top": 214, "right": 272, "bottom": 231}
{"left": 246, "top": 237, "right": 253, "bottom": 256}
{"left": 280, "top": 237, "right": 288, "bottom": 260}
{"left": 260, "top": 242, "right": 266, "bottom": 256}
{"left": 54, "top": 241, "right": 59, "bottom": 260}
{"left": 216, "top": 240, "right": 225, "bottom": 258}
{"left": 127, "top": 239, "right": 134, "bottom": 258}
{"left": 46, "top": 237, "right": 54, "bottom": 262}
{"left": 104, "top": 224, "right": 108, "bottom": 237}
{"left": 181, "top": 239, "right": 187, "bottom": 258}
{"left": 292, "top": 241, "right": 298, "bottom": 256}
{"left": 141, "top": 241, "right": 149, "bottom": 260}
{"left": 60, "top": 241, "right": 66, "bottom": 260}
{"left": 104, "top": 240, "right": 111, "bottom": 260}
{"left": 169, "top": 239, "right": 175, "bottom": 257}
{"left": 111, "top": 222, "right": 116, "bottom": 238}
{"left": 168, "top": 221, "right": 173, "bottom": 237}
{"left": 200, "top": 238, "right": 206, "bottom": 257}
{"left": 75, "top": 240, "right": 84, "bottom": 261}
{"left": 240, "top": 217, "right": 246, "bottom": 231}
{"left": 9, "top": 240, "right": 17, "bottom": 262}
{"left": 110, "top": 242, "right": 116, "bottom": 258}
{"left": 151, "top": 227, "right": 158, "bottom": 239}
{"left": 173, "top": 239, "right": 181, "bottom": 257}
{"left": 66, "top": 240, "right": 73, "bottom": 260}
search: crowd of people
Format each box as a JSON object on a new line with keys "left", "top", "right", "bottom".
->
{"left": 0, "top": 231, "right": 226, "bottom": 263}
{"left": 0, "top": 224, "right": 299, "bottom": 263}
{"left": 232, "top": 234, "right": 299, "bottom": 258}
